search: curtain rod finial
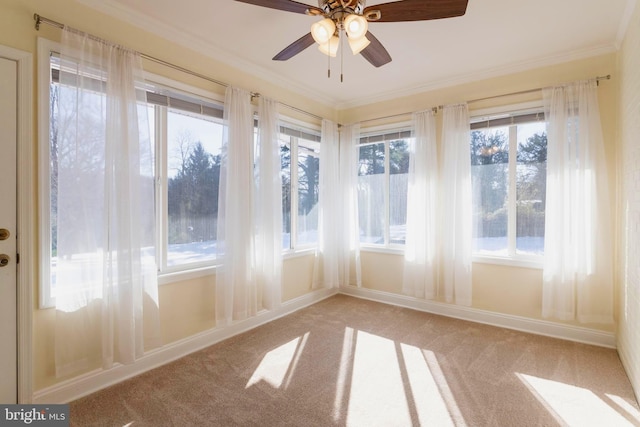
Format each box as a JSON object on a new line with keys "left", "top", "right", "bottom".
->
{"left": 34, "top": 13, "right": 41, "bottom": 30}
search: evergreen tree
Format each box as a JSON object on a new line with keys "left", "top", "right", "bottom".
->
{"left": 471, "top": 129, "right": 509, "bottom": 220}
{"left": 517, "top": 132, "right": 547, "bottom": 216}
{"left": 280, "top": 144, "right": 291, "bottom": 234}
{"left": 389, "top": 140, "right": 409, "bottom": 175}
{"left": 298, "top": 152, "right": 319, "bottom": 215}
{"left": 358, "top": 143, "right": 385, "bottom": 175}
{"left": 167, "top": 141, "right": 220, "bottom": 243}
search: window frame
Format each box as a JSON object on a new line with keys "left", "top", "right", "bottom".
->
{"left": 470, "top": 103, "right": 546, "bottom": 269}
{"left": 37, "top": 39, "right": 229, "bottom": 303}
{"left": 38, "top": 38, "right": 323, "bottom": 307}
{"left": 357, "top": 122, "right": 412, "bottom": 252}
{"left": 144, "top": 74, "right": 226, "bottom": 280}
{"left": 279, "top": 118, "right": 321, "bottom": 256}
{"left": 38, "top": 38, "right": 57, "bottom": 308}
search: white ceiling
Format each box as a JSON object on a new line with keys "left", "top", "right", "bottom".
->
{"left": 78, "top": 0, "right": 634, "bottom": 109}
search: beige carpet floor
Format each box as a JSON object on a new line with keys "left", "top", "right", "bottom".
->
{"left": 69, "top": 295, "right": 640, "bottom": 426}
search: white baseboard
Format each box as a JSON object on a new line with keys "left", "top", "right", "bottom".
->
{"left": 339, "top": 285, "right": 616, "bottom": 348}
{"left": 33, "top": 284, "right": 615, "bottom": 404}
{"left": 33, "top": 287, "right": 338, "bottom": 404}
{"left": 616, "top": 337, "right": 640, "bottom": 405}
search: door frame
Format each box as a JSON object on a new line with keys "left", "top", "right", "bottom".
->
{"left": 0, "top": 44, "right": 34, "bottom": 404}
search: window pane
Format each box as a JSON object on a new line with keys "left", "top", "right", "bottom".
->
{"left": 297, "top": 140, "right": 320, "bottom": 246}
{"left": 516, "top": 123, "right": 547, "bottom": 255}
{"left": 471, "top": 128, "right": 509, "bottom": 255}
{"left": 166, "top": 110, "right": 223, "bottom": 266}
{"left": 389, "top": 139, "right": 410, "bottom": 244}
{"left": 281, "top": 138, "right": 291, "bottom": 249}
{"left": 358, "top": 143, "right": 385, "bottom": 244}
{"left": 49, "top": 81, "right": 59, "bottom": 296}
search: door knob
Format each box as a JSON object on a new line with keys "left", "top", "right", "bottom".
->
{"left": 0, "top": 254, "right": 9, "bottom": 267}
{"left": 0, "top": 229, "right": 8, "bottom": 240}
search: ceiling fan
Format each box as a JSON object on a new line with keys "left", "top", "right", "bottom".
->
{"left": 234, "top": 0, "right": 469, "bottom": 68}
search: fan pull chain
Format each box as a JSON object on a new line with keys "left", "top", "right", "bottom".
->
{"left": 340, "top": 30, "right": 344, "bottom": 83}
{"left": 327, "top": 39, "right": 331, "bottom": 79}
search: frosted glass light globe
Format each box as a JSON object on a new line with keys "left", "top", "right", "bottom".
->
{"left": 311, "top": 18, "right": 336, "bottom": 44}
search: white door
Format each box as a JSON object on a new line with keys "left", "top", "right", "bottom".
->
{"left": 0, "top": 55, "right": 18, "bottom": 403}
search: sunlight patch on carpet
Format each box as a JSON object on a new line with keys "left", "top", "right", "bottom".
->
{"left": 334, "top": 329, "right": 466, "bottom": 427}
{"left": 333, "top": 327, "right": 355, "bottom": 421}
{"left": 517, "top": 373, "right": 634, "bottom": 426}
{"left": 347, "top": 331, "right": 411, "bottom": 426}
{"left": 606, "top": 393, "right": 640, "bottom": 423}
{"left": 421, "top": 350, "right": 467, "bottom": 426}
{"left": 283, "top": 332, "right": 309, "bottom": 390}
{"left": 401, "top": 344, "right": 460, "bottom": 427}
{"left": 246, "top": 332, "right": 309, "bottom": 389}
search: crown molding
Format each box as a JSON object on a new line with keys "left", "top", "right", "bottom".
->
{"left": 76, "top": 0, "right": 621, "bottom": 112}
{"left": 615, "top": 0, "right": 638, "bottom": 49}
{"left": 335, "top": 43, "right": 619, "bottom": 110}
{"left": 75, "top": 0, "right": 336, "bottom": 106}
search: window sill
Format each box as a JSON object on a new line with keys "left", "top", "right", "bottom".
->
{"left": 283, "top": 247, "right": 316, "bottom": 260}
{"left": 472, "top": 255, "right": 543, "bottom": 269}
{"left": 158, "top": 248, "right": 318, "bottom": 285}
{"left": 158, "top": 264, "right": 219, "bottom": 285}
{"left": 359, "top": 245, "right": 405, "bottom": 256}
{"left": 357, "top": 246, "right": 543, "bottom": 269}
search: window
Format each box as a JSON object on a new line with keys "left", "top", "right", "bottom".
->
{"left": 39, "top": 40, "right": 321, "bottom": 307}
{"left": 45, "top": 49, "right": 154, "bottom": 306}
{"left": 470, "top": 112, "right": 547, "bottom": 259}
{"left": 280, "top": 125, "right": 321, "bottom": 251}
{"left": 358, "top": 129, "right": 411, "bottom": 247}
{"left": 39, "top": 39, "right": 226, "bottom": 306}
{"left": 147, "top": 85, "right": 226, "bottom": 273}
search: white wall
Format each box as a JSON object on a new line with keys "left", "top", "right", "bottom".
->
{"left": 617, "top": 0, "right": 640, "bottom": 402}
{"left": 0, "top": 0, "right": 330, "bottom": 394}
{"left": 0, "top": 0, "right": 633, "bottom": 402}
{"left": 341, "top": 53, "right": 619, "bottom": 334}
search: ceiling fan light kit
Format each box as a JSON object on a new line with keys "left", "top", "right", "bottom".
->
{"left": 310, "top": 17, "right": 336, "bottom": 44}
{"left": 318, "top": 35, "right": 340, "bottom": 57}
{"left": 348, "top": 34, "right": 370, "bottom": 55}
{"left": 344, "top": 14, "right": 368, "bottom": 39}
{"left": 235, "top": 0, "right": 469, "bottom": 75}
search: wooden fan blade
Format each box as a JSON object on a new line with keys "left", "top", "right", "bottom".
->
{"left": 273, "top": 33, "right": 316, "bottom": 60}
{"left": 360, "top": 31, "right": 392, "bottom": 68}
{"left": 364, "top": 0, "right": 468, "bottom": 22}
{"left": 234, "top": 0, "right": 323, "bottom": 15}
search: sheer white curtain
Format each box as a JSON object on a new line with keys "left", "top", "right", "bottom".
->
{"left": 216, "top": 87, "right": 257, "bottom": 325}
{"left": 542, "top": 80, "right": 613, "bottom": 323}
{"left": 55, "top": 27, "right": 160, "bottom": 377}
{"left": 313, "top": 119, "right": 341, "bottom": 288}
{"left": 314, "top": 121, "right": 361, "bottom": 289}
{"left": 403, "top": 110, "right": 439, "bottom": 299}
{"left": 339, "top": 124, "right": 362, "bottom": 287}
{"left": 440, "top": 104, "right": 473, "bottom": 306}
{"left": 255, "top": 97, "right": 282, "bottom": 311}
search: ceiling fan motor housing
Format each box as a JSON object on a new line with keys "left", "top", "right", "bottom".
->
{"left": 320, "top": 0, "right": 365, "bottom": 22}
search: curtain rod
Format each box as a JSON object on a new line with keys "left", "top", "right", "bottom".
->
{"left": 33, "top": 14, "right": 611, "bottom": 128}
{"left": 357, "top": 107, "right": 438, "bottom": 125}
{"left": 464, "top": 75, "right": 611, "bottom": 104}
{"left": 356, "top": 74, "right": 611, "bottom": 126}
{"left": 33, "top": 13, "right": 325, "bottom": 122}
